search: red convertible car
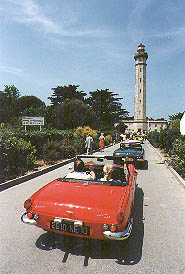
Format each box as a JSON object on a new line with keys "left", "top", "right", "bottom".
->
{"left": 21, "top": 155, "right": 138, "bottom": 241}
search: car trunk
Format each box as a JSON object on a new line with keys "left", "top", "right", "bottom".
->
{"left": 31, "top": 180, "right": 127, "bottom": 223}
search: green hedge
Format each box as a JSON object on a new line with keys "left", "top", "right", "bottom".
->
{"left": 147, "top": 131, "right": 160, "bottom": 147}
{"left": 0, "top": 128, "right": 74, "bottom": 158}
{"left": 167, "top": 136, "right": 185, "bottom": 178}
{"left": 0, "top": 128, "right": 115, "bottom": 182}
{"left": 0, "top": 136, "right": 36, "bottom": 182}
{"left": 148, "top": 131, "right": 185, "bottom": 178}
{"left": 0, "top": 129, "right": 74, "bottom": 182}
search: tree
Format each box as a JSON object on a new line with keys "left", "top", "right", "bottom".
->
{"left": 115, "top": 122, "right": 128, "bottom": 133}
{"left": 0, "top": 91, "right": 9, "bottom": 123}
{"left": 54, "top": 99, "right": 96, "bottom": 129}
{"left": 85, "top": 89, "right": 128, "bottom": 130}
{"left": 18, "top": 95, "right": 46, "bottom": 116}
{"left": 4, "top": 84, "right": 20, "bottom": 100}
{"left": 148, "top": 112, "right": 183, "bottom": 153}
{"left": 48, "top": 85, "right": 87, "bottom": 106}
{"left": 167, "top": 112, "right": 183, "bottom": 136}
{"left": 45, "top": 105, "right": 56, "bottom": 129}
{"left": 169, "top": 112, "right": 183, "bottom": 121}
{"left": 165, "top": 112, "right": 183, "bottom": 154}
{"left": 1, "top": 85, "right": 20, "bottom": 124}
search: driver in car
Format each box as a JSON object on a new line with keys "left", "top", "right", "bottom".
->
{"left": 65, "top": 157, "right": 96, "bottom": 180}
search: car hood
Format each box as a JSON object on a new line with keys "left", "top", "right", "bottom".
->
{"left": 31, "top": 180, "right": 127, "bottom": 222}
{"left": 114, "top": 148, "right": 143, "bottom": 157}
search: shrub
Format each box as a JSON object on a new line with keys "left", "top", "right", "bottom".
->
{"left": 168, "top": 136, "right": 185, "bottom": 178}
{"left": 147, "top": 131, "right": 160, "bottom": 147}
{"left": 171, "top": 136, "right": 185, "bottom": 159}
{"left": 72, "top": 136, "right": 86, "bottom": 155}
{"left": 0, "top": 128, "right": 75, "bottom": 160}
{"left": 60, "top": 138, "right": 76, "bottom": 158}
{"left": 73, "top": 126, "right": 98, "bottom": 154}
{"left": 148, "top": 129, "right": 185, "bottom": 179}
{"left": 158, "top": 129, "right": 168, "bottom": 150}
{"left": 42, "top": 140, "right": 61, "bottom": 164}
{"left": 0, "top": 136, "right": 36, "bottom": 182}
{"left": 105, "top": 134, "right": 112, "bottom": 146}
{"left": 168, "top": 155, "right": 185, "bottom": 178}
{"left": 42, "top": 138, "right": 76, "bottom": 164}
{"left": 74, "top": 126, "right": 97, "bottom": 138}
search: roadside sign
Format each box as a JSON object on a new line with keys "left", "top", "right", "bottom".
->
{"left": 22, "top": 116, "right": 44, "bottom": 130}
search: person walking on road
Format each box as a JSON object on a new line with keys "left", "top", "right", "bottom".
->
{"left": 86, "top": 134, "right": 93, "bottom": 155}
{"left": 99, "top": 132, "right": 105, "bottom": 152}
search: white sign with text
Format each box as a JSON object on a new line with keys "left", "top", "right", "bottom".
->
{"left": 22, "top": 116, "right": 44, "bottom": 126}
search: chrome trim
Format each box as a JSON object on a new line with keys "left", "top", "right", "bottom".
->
{"left": 54, "top": 217, "right": 62, "bottom": 223}
{"left": 136, "top": 158, "right": 144, "bottom": 162}
{"left": 54, "top": 217, "right": 83, "bottom": 225}
{"left": 66, "top": 210, "right": 74, "bottom": 214}
{"left": 103, "top": 218, "right": 133, "bottom": 240}
{"left": 21, "top": 213, "right": 37, "bottom": 225}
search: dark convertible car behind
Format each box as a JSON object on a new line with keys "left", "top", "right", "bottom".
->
{"left": 113, "top": 142, "right": 146, "bottom": 168}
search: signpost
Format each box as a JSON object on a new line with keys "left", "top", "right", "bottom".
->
{"left": 22, "top": 116, "right": 44, "bottom": 131}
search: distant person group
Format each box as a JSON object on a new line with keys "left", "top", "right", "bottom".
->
{"left": 85, "top": 132, "right": 122, "bottom": 155}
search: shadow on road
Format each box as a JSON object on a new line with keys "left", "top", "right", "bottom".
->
{"left": 35, "top": 187, "right": 144, "bottom": 267}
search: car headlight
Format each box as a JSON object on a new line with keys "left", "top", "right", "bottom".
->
{"left": 24, "top": 198, "right": 32, "bottom": 210}
{"left": 102, "top": 224, "right": 118, "bottom": 232}
{"left": 102, "top": 224, "right": 109, "bottom": 231}
{"left": 110, "top": 224, "right": 118, "bottom": 233}
{"left": 27, "top": 212, "right": 33, "bottom": 219}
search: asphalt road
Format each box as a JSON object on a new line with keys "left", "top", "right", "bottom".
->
{"left": 0, "top": 142, "right": 185, "bottom": 274}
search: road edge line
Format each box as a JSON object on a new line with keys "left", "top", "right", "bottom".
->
{"left": 0, "top": 158, "right": 74, "bottom": 192}
{"left": 0, "top": 143, "right": 116, "bottom": 192}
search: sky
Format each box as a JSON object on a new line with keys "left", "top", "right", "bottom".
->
{"left": 0, "top": 0, "right": 185, "bottom": 120}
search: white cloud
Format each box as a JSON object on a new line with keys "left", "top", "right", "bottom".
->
{"left": 147, "top": 26, "right": 185, "bottom": 40}
{"left": 127, "top": 0, "right": 185, "bottom": 59}
{"left": 2, "top": 0, "right": 112, "bottom": 38}
{"left": 0, "top": 65, "right": 24, "bottom": 76}
{"left": 9, "top": 0, "right": 61, "bottom": 34}
{"left": 127, "top": 0, "right": 153, "bottom": 42}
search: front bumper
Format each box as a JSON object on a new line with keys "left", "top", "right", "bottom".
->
{"left": 21, "top": 213, "right": 133, "bottom": 241}
{"left": 21, "top": 213, "right": 37, "bottom": 225}
{"left": 103, "top": 218, "right": 133, "bottom": 240}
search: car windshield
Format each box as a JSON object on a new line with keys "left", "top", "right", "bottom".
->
{"left": 129, "top": 144, "right": 142, "bottom": 150}
{"left": 60, "top": 178, "right": 127, "bottom": 186}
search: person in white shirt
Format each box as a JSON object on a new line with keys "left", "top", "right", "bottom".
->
{"left": 65, "top": 157, "right": 96, "bottom": 180}
{"left": 85, "top": 134, "right": 93, "bottom": 155}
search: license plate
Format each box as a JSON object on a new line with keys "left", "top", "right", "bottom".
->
{"left": 50, "top": 220, "right": 90, "bottom": 236}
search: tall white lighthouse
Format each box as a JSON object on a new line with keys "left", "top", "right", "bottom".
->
{"left": 123, "top": 44, "right": 167, "bottom": 133}
{"left": 134, "top": 43, "right": 148, "bottom": 131}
